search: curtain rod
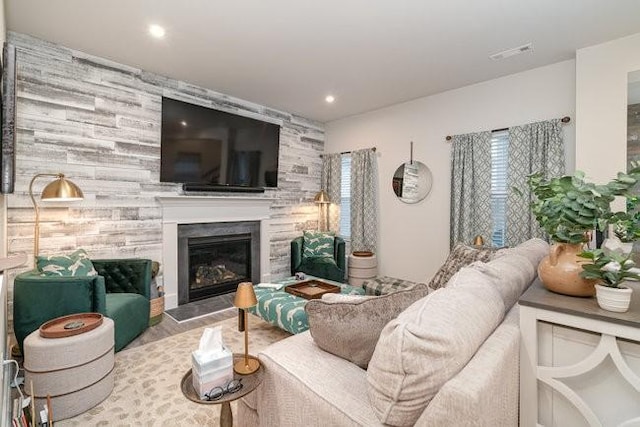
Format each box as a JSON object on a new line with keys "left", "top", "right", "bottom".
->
{"left": 445, "top": 116, "right": 571, "bottom": 142}
{"left": 320, "top": 147, "right": 377, "bottom": 157}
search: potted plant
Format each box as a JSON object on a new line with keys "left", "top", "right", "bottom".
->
{"left": 527, "top": 169, "right": 640, "bottom": 296}
{"left": 602, "top": 195, "right": 640, "bottom": 255}
{"left": 579, "top": 249, "right": 640, "bottom": 312}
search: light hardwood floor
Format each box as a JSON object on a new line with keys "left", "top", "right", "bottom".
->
{"left": 124, "top": 308, "right": 238, "bottom": 350}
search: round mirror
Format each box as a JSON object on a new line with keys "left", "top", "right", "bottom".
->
{"left": 392, "top": 161, "right": 433, "bottom": 204}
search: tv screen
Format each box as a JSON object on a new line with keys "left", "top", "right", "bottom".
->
{"left": 160, "top": 97, "right": 280, "bottom": 189}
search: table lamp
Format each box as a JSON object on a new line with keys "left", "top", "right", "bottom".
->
{"left": 234, "top": 282, "right": 260, "bottom": 374}
{"left": 314, "top": 189, "right": 330, "bottom": 232}
{"left": 29, "top": 173, "right": 84, "bottom": 261}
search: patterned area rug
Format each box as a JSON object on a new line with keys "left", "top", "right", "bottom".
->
{"left": 58, "top": 315, "right": 291, "bottom": 426}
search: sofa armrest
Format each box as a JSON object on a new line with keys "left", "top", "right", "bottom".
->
{"left": 335, "top": 236, "right": 346, "bottom": 271}
{"left": 417, "top": 306, "right": 520, "bottom": 427}
{"left": 291, "top": 237, "right": 304, "bottom": 275}
{"left": 245, "top": 331, "right": 381, "bottom": 426}
{"left": 92, "top": 259, "right": 152, "bottom": 299}
{"left": 13, "top": 270, "right": 107, "bottom": 352}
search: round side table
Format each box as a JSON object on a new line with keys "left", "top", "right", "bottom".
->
{"left": 181, "top": 353, "right": 263, "bottom": 427}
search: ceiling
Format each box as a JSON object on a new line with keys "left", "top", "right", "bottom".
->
{"left": 6, "top": 1, "right": 640, "bottom": 123}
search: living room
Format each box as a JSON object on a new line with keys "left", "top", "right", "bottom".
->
{"left": 1, "top": 1, "right": 640, "bottom": 426}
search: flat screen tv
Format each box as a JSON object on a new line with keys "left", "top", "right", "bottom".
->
{"left": 160, "top": 97, "right": 280, "bottom": 191}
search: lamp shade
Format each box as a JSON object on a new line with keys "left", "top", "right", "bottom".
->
{"left": 234, "top": 282, "right": 257, "bottom": 309}
{"left": 314, "top": 190, "right": 330, "bottom": 204}
{"left": 41, "top": 174, "right": 84, "bottom": 202}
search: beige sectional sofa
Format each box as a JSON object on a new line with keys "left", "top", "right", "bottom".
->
{"left": 239, "top": 238, "right": 549, "bottom": 426}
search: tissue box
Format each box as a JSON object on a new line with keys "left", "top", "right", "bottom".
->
{"left": 192, "top": 346, "right": 234, "bottom": 399}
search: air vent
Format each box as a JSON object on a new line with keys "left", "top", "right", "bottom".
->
{"left": 489, "top": 43, "right": 533, "bottom": 61}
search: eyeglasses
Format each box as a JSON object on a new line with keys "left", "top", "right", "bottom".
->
{"left": 204, "top": 379, "right": 243, "bottom": 401}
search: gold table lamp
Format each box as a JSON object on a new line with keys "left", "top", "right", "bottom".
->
{"left": 29, "top": 173, "right": 84, "bottom": 261}
{"left": 234, "top": 282, "right": 260, "bottom": 375}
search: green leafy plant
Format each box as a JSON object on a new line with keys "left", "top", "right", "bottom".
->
{"left": 607, "top": 195, "right": 640, "bottom": 242}
{"left": 525, "top": 168, "right": 640, "bottom": 244}
{"left": 579, "top": 249, "right": 640, "bottom": 288}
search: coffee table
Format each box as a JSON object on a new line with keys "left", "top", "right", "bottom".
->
{"left": 181, "top": 353, "right": 263, "bottom": 427}
{"left": 247, "top": 275, "right": 364, "bottom": 334}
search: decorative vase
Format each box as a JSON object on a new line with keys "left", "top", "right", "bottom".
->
{"left": 594, "top": 283, "right": 633, "bottom": 312}
{"left": 538, "top": 243, "right": 596, "bottom": 297}
{"left": 601, "top": 236, "right": 634, "bottom": 257}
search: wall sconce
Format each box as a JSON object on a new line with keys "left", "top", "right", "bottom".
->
{"left": 29, "top": 173, "right": 84, "bottom": 260}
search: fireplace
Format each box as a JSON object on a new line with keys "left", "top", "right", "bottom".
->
{"left": 177, "top": 221, "right": 260, "bottom": 305}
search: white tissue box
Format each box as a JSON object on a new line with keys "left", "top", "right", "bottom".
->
{"left": 191, "top": 346, "right": 234, "bottom": 399}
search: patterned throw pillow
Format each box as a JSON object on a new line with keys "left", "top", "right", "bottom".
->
{"left": 302, "top": 230, "right": 334, "bottom": 258}
{"left": 37, "top": 249, "right": 98, "bottom": 277}
{"left": 428, "top": 244, "right": 496, "bottom": 290}
{"left": 362, "top": 276, "right": 423, "bottom": 296}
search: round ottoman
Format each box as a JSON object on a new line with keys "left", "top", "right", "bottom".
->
{"left": 24, "top": 316, "right": 115, "bottom": 422}
{"left": 348, "top": 253, "right": 378, "bottom": 286}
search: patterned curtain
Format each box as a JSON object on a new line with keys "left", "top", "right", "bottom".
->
{"left": 506, "top": 119, "right": 565, "bottom": 246}
{"left": 450, "top": 131, "right": 493, "bottom": 248}
{"left": 322, "top": 153, "right": 342, "bottom": 233}
{"left": 350, "top": 148, "right": 377, "bottom": 252}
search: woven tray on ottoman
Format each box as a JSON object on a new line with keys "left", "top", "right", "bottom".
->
{"left": 24, "top": 316, "right": 115, "bottom": 422}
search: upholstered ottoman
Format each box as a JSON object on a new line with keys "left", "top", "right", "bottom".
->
{"left": 24, "top": 317, "right": 115, "bottom": 421}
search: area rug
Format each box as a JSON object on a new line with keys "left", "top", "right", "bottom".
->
{"left": 58, "top": 315, "right": 291, "bottom": 426}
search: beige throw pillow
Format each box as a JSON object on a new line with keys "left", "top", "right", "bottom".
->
{"left": 367, "top": 277, "right": 505, "bottom": 426}
{"left": 305, "top": 283, "right": 430, "bottom": 369}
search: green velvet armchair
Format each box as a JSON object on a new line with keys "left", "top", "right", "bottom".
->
{"left": 291, "top": 236, "right": 346, "bottom": 283}
{"left": 13, "top": 258, "right": 151, "bottom": 353}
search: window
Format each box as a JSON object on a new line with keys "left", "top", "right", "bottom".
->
{"left": 491, "top": 130, "right": 509, "bottom": 247}
{"left": 339, "top": 154, "right": 351, "bottom": 238}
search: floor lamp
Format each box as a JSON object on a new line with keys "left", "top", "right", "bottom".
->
{"left": 314, "top": 190, "right": 330, "bottom": 232}
{"left": 29, "top": 173, "right": 84, "bottom": 261}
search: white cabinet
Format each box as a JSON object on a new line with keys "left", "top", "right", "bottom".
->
{"left": 519, "top": 280, "right": 640, "bottom": 427}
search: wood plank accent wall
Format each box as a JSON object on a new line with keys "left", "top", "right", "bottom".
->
{"left": 5, "top": 32, "right": 324, "bottom": 283}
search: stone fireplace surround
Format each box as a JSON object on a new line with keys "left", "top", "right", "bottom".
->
{"left": 157, "top": 196, "right": 274, "bottom": 310}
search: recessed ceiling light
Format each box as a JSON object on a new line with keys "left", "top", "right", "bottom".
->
{"left": 180, "top": 120, "right": 187, "bottom": 127}
{"left": 149, "top": 24, "right": 166, "bottom": 39}
{"left": 325, "top": 95, "right": 335, "bottom": 104}
{"left": 489, "top": 43, "right": 533, "bottom": 60}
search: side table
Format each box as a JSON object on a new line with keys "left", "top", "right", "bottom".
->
{"left": 519, "top": 278, "right": 640, "bottom": 426}
{"left": 181, "top": 353, "right": 263, "bottom": 427}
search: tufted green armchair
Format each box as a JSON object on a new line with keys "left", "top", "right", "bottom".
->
{"left": 13, "top": 258, "right": 151, "bottom": 353}
{"left": 291, "top": 236, "right": 346, "bottom": 282}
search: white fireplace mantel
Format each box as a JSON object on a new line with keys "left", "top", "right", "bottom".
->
{"left": 157, "top": 196, "right": 274, "bottom": 309}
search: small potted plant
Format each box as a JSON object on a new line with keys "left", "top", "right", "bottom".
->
{"left": 579, "top": 249, "right": 640, "bottom": 312}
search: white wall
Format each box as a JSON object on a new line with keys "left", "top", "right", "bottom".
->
{"left": 576, "top": 32, "right": 640, "bottom": 187}
{"left": 326, "top": 60, "right": 576, "bottom": 282}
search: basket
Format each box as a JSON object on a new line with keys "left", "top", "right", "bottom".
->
{"left": 149, "top": 296, "right": 164, "bottom": 326}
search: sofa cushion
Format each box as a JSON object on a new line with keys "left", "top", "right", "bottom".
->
{"left": 367, "top": 276, "right": 504, "bottom": 426}
{"left": 463, "top": 253, "right": 536, "bottom": 311}
{"left": 361, "top": 275, "right": 421, "bottom": 296}
{"left": 37, "top": 249, "right": 98, "bottom": 277}
{"left": 494, "top": 237, "right": 549, "bottom": 269}
{"left": 306, "top": 283, "right": 430, "bottom": 369}
{"left": 428, "top": 244, "right": 495, "bottom": 290}
{"left": 302, "top": 230, "right": 335, "bottom": 258}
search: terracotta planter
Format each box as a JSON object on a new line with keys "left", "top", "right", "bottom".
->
{"left": 538, "top": 243, "right": 596, "bottom": 296}
{"left": 595, "top": 283, "right": 633, "bottom": 312}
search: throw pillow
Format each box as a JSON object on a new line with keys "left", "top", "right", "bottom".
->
{"left": 361, "top": 275, "right": 421, "bottom": 296}
{"left": 428, "top": 244, "right": 496, "bottom": 290}
{"left": 302, "top": 230, "right": 334, "bottom": 258}
{"left": 367, "top": 278, "right": 505, "bottom": 426}
{"left": 37, "top": 249, "right": 98, "bottom": 277}
{"left": 305, "top": 283, "right": 430, "bottom": 369}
